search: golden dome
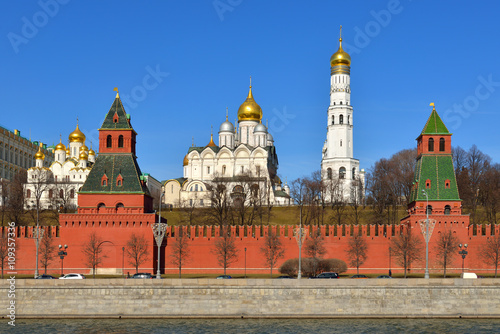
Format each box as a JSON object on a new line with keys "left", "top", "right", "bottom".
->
{"left": 35, "top": 147, "right": 45, "bottom": 160}
{"left": 80, "top": 144, "right": 89, "bottom": 152}
{"left": 330, "top": 37, "right": 351, "bottom": 67}
{"left": 207, "top": 134, "right": 216, "bottom": 147}
{"left": 55, "top": 139, "right": 66, "bottom": 151}
{"left": 69, "top": 124, "right": 86, "bottom": 143}
{"left": 183, "top": 154, "right": 189, "bottom": 166}
{"left": 66, "top": 148, "right": 70, "bottom": 155}
{"left": 237, "top": 85, "right": 262, "bottom": 122}
{"left": 79, "top": 151, "right": 88, "bottom": 160}
{"left": 88, "top": 148, "right": 95, "bottom": 156}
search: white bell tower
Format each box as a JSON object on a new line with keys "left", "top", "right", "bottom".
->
{"left": 321, "top": 26, "right": 365, "bottom": 202}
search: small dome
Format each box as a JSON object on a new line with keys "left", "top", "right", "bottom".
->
{"left": 183, "top": 154, "right": 189, "bottom": 166}
{"left": 330, "top": 38, "right": 351, "bottom": 67}
{"left": 267, "top": 132, "right": 274, "bottom": 142}
{"left": 79, "top": 151, "right": 88, "bottom": 160}
{"left": 69, "top": 124, "right": 86, "bottom": 143}
{"left": 207, "top": 134, "right": 216, "bottom": 147}
{"left": 35, "top": 147, "right": 45, "bottom": 160}
{"left": 254, "top": 122, "right": 267, "bottom": 134}
{"left": 80, "top": 144, "right": 89, "bottom": 152}
{"left": 66, "top": 148, "right": 70, "bottom": 155}
{"left": 88, "top": 148, "right": 95, "bottom": 156}
{"left": 219, "top": 120, "right": 234, "bottom": 133}
{"left": 55, "top": 140, "right": 66, "bottom": 151}
{"left": 237, "top": 85, "right": 263, "bottom": 122}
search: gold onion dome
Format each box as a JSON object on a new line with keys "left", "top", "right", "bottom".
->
{"left": 183, "top": 154, "right": 189, "bottom": 166}
{"left": 35, "top": 147, "right": 45, "bottom": 160}
{"left": 237, "top": 85, "right": 262, "bottom": 122}
{"left": 80, "top": 144, "right": 89, "bottom": 152}
{"left": 79, "top": 151, "right": 88, "bottom": 160}
{"left": 330, "top": 37, "right": 351, "bottom": 67}
{"left": 88, "top": 148, "right": 95, "bottom": 156}
{"left": 55, "top": 140, "right": 66, "bottom": 151}
{"left": 66, "top": 148, "right": 70, "bottom": 155}
{"left": 69, "top": 124, "right": 86, "bottom": 143}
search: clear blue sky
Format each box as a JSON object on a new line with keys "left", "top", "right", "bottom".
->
{"left": 1, "top": 1, "right": 499, "bottom": 182}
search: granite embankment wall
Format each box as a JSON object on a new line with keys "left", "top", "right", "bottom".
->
{"left": 2, "top": 279, "right": 500, "bottom": 318}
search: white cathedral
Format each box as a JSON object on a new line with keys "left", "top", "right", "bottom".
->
{"left": 25, "top": 123, "right": 95, "bottom": 211}
{"left": 163, "top": 83, "right": 291, "bottom": 208}
{"left": 321, "top": 30, "right": 365, "bottom": 202}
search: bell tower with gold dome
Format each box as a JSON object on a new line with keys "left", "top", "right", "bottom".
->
{"left": 237, "top": 78, "right": 263, "bottom": 147}
{"left": 321, "top": 26, "right": 365, "bottom": 203}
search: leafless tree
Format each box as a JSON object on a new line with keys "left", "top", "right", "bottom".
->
{"left": 466, "top": 145, "right": 491, "bottom": 223}
{"left": 479, "top": 164, "right": 500, "bottom": 224}
{"left": 350, "top": 176, "right": 365, "bottom": 225}
{"left": 170, "top": 227, "right": 191, "bottom": 278}
{"left": 7, "top": 170, "right": 26, "bottom": 225}
{"left": 304, "top": 229, "right": 327, "bottom": 276}
{"left": 212, "top": 225, "right": 239, "bottom": 275}
{"left": 290, "top": 177, "right": 307, "bottom": 227}
{"left": 434, "top": 230, "right": 460, "bottom": 277}
{"left": 39, "top": 234, "right": 57, "bottom": 274}
{"left": 179, "top": 194, "right": 200, "bottom": 226}
{"left": 0, "top": 234, "right": 15, "bottom": 279}
{"left": 390, "top": 229, "right": 422, "bottom": 278}
{"left": 0, "top": 179, "right": 9, "bottom": 225}
{"left": 52, "top": 181, "right": 77, "bottom": 213}
{"left": 481, "top": 234, "right": 500, "bottom": 278}
{"left": 125, "top": 233, "right": 149, "bottom": 274}
{"left": 82, "top": 232, "right": 109, "bottom": 278}
{"left": 346, "top": 233, "right": 368, "bottom": 274}
{"left": 260, "top": 230, "right": 285, "bottom": 277}
{"left": 391, "top": 148, "right": 417, "bottom": 207}
{"left": 205, "top": 175, "right": 232, "bottom": 226}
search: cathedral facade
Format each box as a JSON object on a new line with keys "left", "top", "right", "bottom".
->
{"left": 163, "top": 83, "right": 290, "bottom": 208}
{"left": 321, "top": 31, "right": 365, "bottom": 203}
{"left": 25, "top": 124, "right": 95, "bottom": 211}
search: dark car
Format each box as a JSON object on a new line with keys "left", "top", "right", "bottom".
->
{"left": 216, "top": 275, "right": 232, "bottom": 279}
{"left": 351, "top": 274, "right": 369, "bottom": 279}
{"left": 313, "top": 272, "right": 339, "bottom": 279}
{"left": 277, "top": 275, "right": 294, "bottom": 279}
{"left": 131, "top": 273, "right": 153, "bottom": 279}
{"left": 377, "top": 275, "right": 392, "bottom": 279}
{"left": 35, "top": 274, "right": 56, "bottom": 279}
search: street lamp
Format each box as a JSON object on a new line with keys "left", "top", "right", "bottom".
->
{"left": 152, "top": 194, "right": 167, "bottom": 280}
{"left": 389, "top": 247, "right": 392, "bottom": 277}
{"left": 458, "top": 244, "right": 468, "bottom": 273}
{"left": 122, "top": 247, "right": 125, "bottom": 278}
{"left": 32, "top": 200, "right": 43, "bottom": 278}
{"left": 421, "top": 189, "right": 430, "bottom": 279}
{"left": 244, "top": 247, "right": 247, "bottom": 278}
{"left": 58, "top": 244, "right": 68, "bottom": 277}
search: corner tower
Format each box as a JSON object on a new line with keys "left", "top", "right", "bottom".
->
{"left": 321, "top": 26, "right": 365, "bottom": 202}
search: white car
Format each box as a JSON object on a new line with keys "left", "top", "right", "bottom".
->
{"left": 59, "top": 273, "right": 85, "bottom": 279}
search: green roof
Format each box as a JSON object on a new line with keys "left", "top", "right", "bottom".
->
{"left": 410, "top": 155, "right": 460, "bottom": 202}
{"left": 100, "top": 96, "right": 133, "bottom": 130}
{"left": 80, "top": 153, "right": 150, "bottom": 195}
{"left": 421, "top": 109, "right": 450, "bottom": 135}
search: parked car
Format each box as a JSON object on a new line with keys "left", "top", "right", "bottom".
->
{"left": 216, "top": 275, "right": 232, "bottom": 279}
{"left": 312, "top": 272, "right": 339, "bottom": 279}
{"left": 350, "top": 274, "right": 369, "bottom": 279}
{"left": 131, "top": 273, "right": 153, "bottom": 279}
{"left": 376, "top": 275, "right": 392, "bottom": 279}
{"left": 277, "top": 275, "right": 294, "bottom": 279}
{"left": 59, "top": 273, "right": 85, "bottom": 279}
{"left": 35, "top": 274, "right": 56, "bottom": 279}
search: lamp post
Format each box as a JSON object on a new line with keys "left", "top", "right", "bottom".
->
{"left": 294, "top": 203, "right": 305, "bottom": 279}
{"left": 32, "top": 200, "right": 42, "bottom": 278}
{"left": 58, "top": 244, "right": 68, "bottom": 277}
{"left": 389, "top": 247, "right": 392, "bottom": 277}
{"left": 244, "top": 247, "right": 247, "bottom": 278}
{"left": 458, "top": 244, "right": 468, "bottom": 273}
{"left": 421, "top": 189, "right": 430, "bottom": 279}
{"left": 122, "top": 247, "right": 125, "bottom": 278}
{"left": 152, "top": 194, "right": 167, "bottom": 280}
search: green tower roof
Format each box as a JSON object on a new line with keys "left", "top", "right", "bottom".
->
{"left": 100, "top": 94, "right": 133, "bottom": 130}
{"left": 421, "top": 108, "right": 450, "bottom": 135}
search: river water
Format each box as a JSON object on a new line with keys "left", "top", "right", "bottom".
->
{"left": 3, "top": 319, "right": 500, "bottom": 333}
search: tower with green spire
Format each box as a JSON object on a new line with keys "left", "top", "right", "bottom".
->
{"left": 404, "top": 103, "right": 467, "bottom": 221}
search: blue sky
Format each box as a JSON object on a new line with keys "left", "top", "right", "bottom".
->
{"left": 1, "top": 0, "right": 499, "bottom": 182}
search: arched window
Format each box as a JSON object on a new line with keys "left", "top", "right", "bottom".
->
{"left": 426, "top": 205, "right": 433, "bottom": 215}
{"left": 348, "top": 115, "right": 350, "bottom": 124}
{"left": 200, "top": 186, "right": 203, "bottom": 191}
{"left": 439, "top": 138, "right": 445, "bottom": 152}
{"left": 48, "top": 189, "right": 53, "bottom": 198}
{"left": 339, "top": 115, "right": 344, "bottom": 125}
{"left": 102, "top": 179, "right": 107, "bottom": 186}
{"left": 97, "top": 203, "right": 105, "bottom": 213}
{"left": 339, "top": 167, "right": 346, "bottom": 179}
{"left": 426, "top": 179, "right": 431, "bottom": 189}
{"left": 428, "top": 138, "right": 434, "bottom": 152}
{"left": 327, "top": 168, "right": 332, "bottom": 180}
{"left": 117, "top": 179, "right": 122, "bottom": 186}
{"left": 331, "top": 116, "right": 335, "bottom": 125}
{"left": 444, "top": 205, "right": 451, "bottom": 215}
{"left": 106, "top": 135, "right": 112, "bottom": 148}
{"left": 222, "top": 165, "right": 226, "bottom": 175}
{"left": 116, "top": 203, "right": 124, "bottom": 213}
{"left": 118, "top": 135, "right": 124, "bottom": 148}
{"left": 445, "top": 179, "right": 450, "bottom": 189}
{"left": 70, "top": 189, "right": 75, "bottom": 198}
{"left": 59, "top": 189, "right": 64, "bottom": 198}
{"left": 352, "top": 168, "right": 356, "bottom": 179}
{"left": 195, "top": 184, "right": 198, "bottom": 191}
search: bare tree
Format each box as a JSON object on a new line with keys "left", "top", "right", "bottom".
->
{"left": 260, "top": 230, "right": 285, "bottom": 277}
{"left": 434, "top": 230, "right": 459, "bottom": 277}
{"left": 7, "top": 170, "right": 26, "bottom": 225}
{"left": 350, "top": 176, "right": 364, "bottom": 224}
{"left": 481, "top": 234, "right": 500, "bottom": 278}
{"left": 290, "top": 177, "right": 307, "bottom": 227}
{"left": 205, "top": 176, "right": 232, "bottom": 226}
{"left": 52, "top": 181, "right": 77, "bottom": 213}
{"left": 179, "top": 194, "right": 200, "bottom": 226}
{"left": 212, "top": 225, "right": 239, "bottom": 274}
{"left": 304, "top": 229, "right": 327, "bottom": 277}
{"left": 479, "top": 164, "right": 500, "bottom": 224}
{"left": 125, "top": 233, "right": 149, "bottom": 274}
{"left": 0, "top": 179, "right": 9, "bottom": 225}
{"left": 39, "top": 234, "right": 57, "bottom": 274}
{"left": 346, "top": 233, "right": 368, "bottom": 274}
{"left": 0, "top": 235, "right": 14, "bottom": 279}
{"left": 170, "top": 227, "right": 191, "bottom": 278}
{"left": 82, "top": 232, "right": 109, "bottom": 278}
{"left": 390, "top": 229, "right": 422, "bottom": 278}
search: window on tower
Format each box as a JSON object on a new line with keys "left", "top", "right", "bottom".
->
{"left": 327, "top": 168, "right": 332, "bottom": 180}
{"left": 340, "top": 101, "right": 343, "bottom": 105}
{"left": 444, "top": 205, "right": 451, "bottom": 215}
{"left": 339, "top": 167, "right": 346, "bottom": 179}
{"left": 339, "top": 115, "right": 344, "bottom": 124}
{"left": 439, "top": 138, "right": 445, "bottom": 151}
{"left": 428, "top": 138, "right": 434, "bottom": 152}
{"left": 352, "top": 168, "right": 355, "bottom": 179}
{"left": 118, "top": 135, "right": 124, "bottom": 148}
{"left": 348, "top": 115, "right": 350, "bottom": 124}
{"left": 332, "top": 116, "right": 334, "bottom": 125}
{"left": 106, "top": 135, "right": 112, "bottom": 148}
